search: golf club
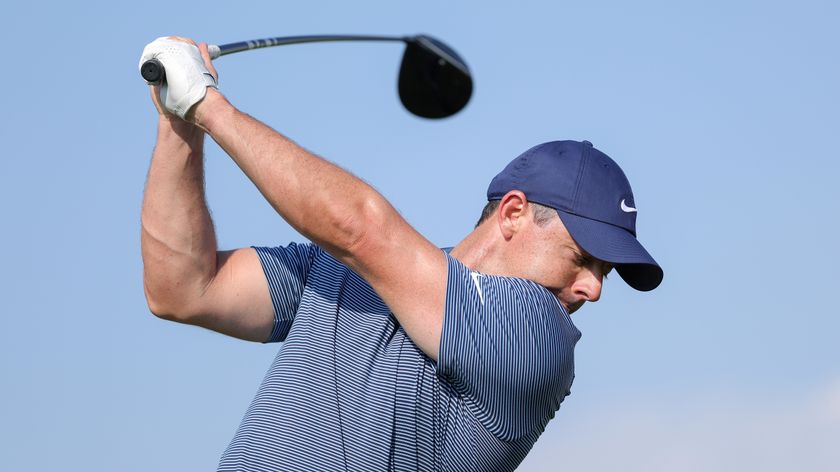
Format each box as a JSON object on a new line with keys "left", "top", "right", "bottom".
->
{"left": 140, "top": 34, "right": 473, "bottom": 119}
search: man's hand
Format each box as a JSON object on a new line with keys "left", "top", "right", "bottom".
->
{"left": 140, "top": 37, "right": 219, "bottom": 119}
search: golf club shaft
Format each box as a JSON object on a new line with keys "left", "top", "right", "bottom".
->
{"left": 140, "top": 34, "right": 409, "bottom": 85}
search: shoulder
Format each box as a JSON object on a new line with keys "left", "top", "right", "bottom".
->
{"left": 441, "top": 251, "right": 581, "bottom": 376}
{"left": 445, "top": 253, "right": 578, "bottom": 337}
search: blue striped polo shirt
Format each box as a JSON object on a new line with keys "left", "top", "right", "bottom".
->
{"left": 217, "top": 243, "right": 580, "bottom": 471}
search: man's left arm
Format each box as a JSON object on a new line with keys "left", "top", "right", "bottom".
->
{"left": 191, "top": 86, "right": 447, "bottom": 359}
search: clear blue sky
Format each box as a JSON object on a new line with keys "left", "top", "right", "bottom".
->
{"left": 2, "top": 1, "right": 838, "bottom": 470}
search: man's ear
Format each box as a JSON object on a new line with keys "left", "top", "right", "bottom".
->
{"left": 497, "top": 190, "right": 529, "bottom": 240}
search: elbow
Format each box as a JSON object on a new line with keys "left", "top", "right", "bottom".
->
{"left": 144, "top": 284, "right": 197, "bottom": 324}
{"left": 145, "top": 292, "right": 180, "bottom": 321}
{"left": 146, "top": 296, "right": 176, "bottom": 321}
{"left": 142, "top": 258, "right": 217, "bottom": 325}
{"left": 339, "top": 195, "right": 397, "bottom": 260}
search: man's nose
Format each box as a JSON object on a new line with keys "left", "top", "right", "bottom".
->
{"left": 573, "top": 270, "right": 603, "bottom": 303}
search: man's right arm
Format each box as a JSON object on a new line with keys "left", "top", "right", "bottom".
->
{"left": 140, "top": 101, "right": 274, "bottom": 342}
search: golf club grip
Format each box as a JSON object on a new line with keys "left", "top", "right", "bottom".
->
{"left": 140, "top": 45, "right": 221, "bottom": 85}
{"left": 140, "top": 59, "right": 165, "bottom": 84}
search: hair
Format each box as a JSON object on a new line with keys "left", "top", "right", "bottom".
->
{"left": 475, "top": 199, "right": 557, "bottom": 228}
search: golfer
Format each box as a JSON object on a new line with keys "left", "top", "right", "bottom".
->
{"left": 140, "top": 37, "right": 662, "bottom": 471}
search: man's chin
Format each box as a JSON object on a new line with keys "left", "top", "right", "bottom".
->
{"left": 567, "top": 302, "right": 585, "bottom": 315}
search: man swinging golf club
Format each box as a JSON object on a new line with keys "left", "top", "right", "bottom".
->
{"left": 139, "top": 37, "right": 663, "bottom": 471}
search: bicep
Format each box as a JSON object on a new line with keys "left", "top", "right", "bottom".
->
{"left": 348, "top": 212, "right": 448, "bottom": 360}
{"left": 188, "top": 248, "right": 275, "bottom": 342}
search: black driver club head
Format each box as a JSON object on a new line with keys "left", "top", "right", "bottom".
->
{"left": 398, "top": 35, "right": 473, "bottom": 119}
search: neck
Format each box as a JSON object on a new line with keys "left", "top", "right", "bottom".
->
{"left": 449, "top": 222, "right": 508, "bottom": 276}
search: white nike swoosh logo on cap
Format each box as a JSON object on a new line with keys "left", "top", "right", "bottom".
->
{"left": 620, "top": 199, "right": 637, "bottom": 213}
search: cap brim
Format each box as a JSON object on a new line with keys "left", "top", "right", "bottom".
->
{"left": 556, "top": 210, "right": 663, "bottom": 291}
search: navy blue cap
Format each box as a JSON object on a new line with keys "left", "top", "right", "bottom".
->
{"left": 487, "top": 140, "right": 663, "bottom": 291}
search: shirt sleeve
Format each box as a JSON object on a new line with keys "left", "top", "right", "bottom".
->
{"left": 437, "top": 253, "right": 581, "bottom": 441}
{"left": 253, "top": 242, "right": 319, "bottom": 343}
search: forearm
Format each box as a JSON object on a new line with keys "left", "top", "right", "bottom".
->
{"left": 141, "top": 118, "right": 218, "bottom": 318}
{"left": 195, "top": 90, "right": 389, "bottom": 262}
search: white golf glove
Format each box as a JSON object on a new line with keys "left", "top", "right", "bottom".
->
{"left": 139, "top": 37, "right": 218, "bottom": 119}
